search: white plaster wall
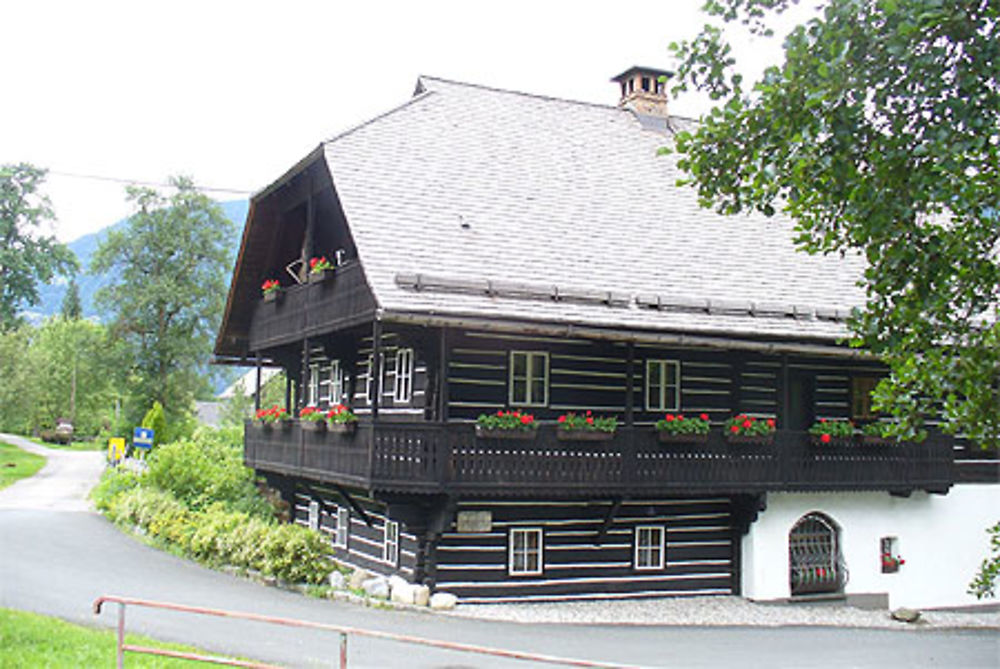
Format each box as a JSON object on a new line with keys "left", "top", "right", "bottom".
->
{"left": 742, "top": 484, "right": 1000, "bottom": 609}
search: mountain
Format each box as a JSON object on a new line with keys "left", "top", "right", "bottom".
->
{"left": 27, "top": 200, "right": 249, "bottom": 322}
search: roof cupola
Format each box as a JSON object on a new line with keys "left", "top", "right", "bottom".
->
{"left": 611, "top": 66, "right": 673, "bottom": 118}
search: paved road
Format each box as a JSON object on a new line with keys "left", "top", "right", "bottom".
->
{"left": 1, "top": 433, "right": 997, "bottom": 668}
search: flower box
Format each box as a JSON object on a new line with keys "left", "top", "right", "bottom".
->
{"left": 308, "top": 269, "right": 333, "bottom": 284}
{"left": 557, "top": 429, "right": 615, "bottom": 442}
{"left": 300, "top": 420, "right": 327, "bottom": 433}
{"left": 328, "top": 422, "right": 357, "bottom": 435}
{"left": 279, "top": 418, "right": 294, "bottom": 430}
{"left": 262, "top": 289, "right": 281, "bottom": 303}
{"left": 475, "top": 426, "right": 536, "bottom": 440}
{"left": 256, "top": 419, "right": 273, "bottom": 429}
{"left": 657, "top": 432, "right": 709, "bottom": 445}
{"left": 859, "top": 435, "right": 897, "bottom": 447}
{"left": 725, "top": 434, "right": 773, "bottom": 446}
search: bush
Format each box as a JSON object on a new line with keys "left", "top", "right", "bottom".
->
{"left": 141, "top": 401, "right": 167, "bottom": 448}
{"left": 91, "top": 468, "right": 141, "bottom": 512}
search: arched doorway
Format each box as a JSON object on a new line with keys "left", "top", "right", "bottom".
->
{"left": 789, "top": 512, "right": 846, "bottom": 596}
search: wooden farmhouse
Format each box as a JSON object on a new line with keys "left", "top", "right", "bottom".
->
{"left": 215, "top": 69, "right": 998, "bottom": 607}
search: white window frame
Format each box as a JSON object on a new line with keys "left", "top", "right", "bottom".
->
{"left": 307, "top": 363, "right": 321, "bottom": 407}
{"left": 634, "top": 525, "right": 666, "bottom": 571}
{"left": 394, "top": 348, "right": 414, "bottom": 403}
{"left": 334, "top": 507, "right": 349, "bottom": 549}
{"left": 383, "top": 520, "right": 400, "bottom": 566}
{"left": 307, "top": 500, "right": 320, "bottom": 532}
{"left": 508, "top": 527, "right": 544, "bottom": 576}
{"left": 645, "top": 359, "right": 681, "bottom": 412}
{"left": 508, "top": 351, "right": 549, "bottom": 407}
{"left": 330, "top": 360, "right": 344, "bottom": 406}
{"left": 364, "top": 355, "right": 374, "bottom": 405}
{"left": 318, "top": 363, "right": 332, "bottom": 405}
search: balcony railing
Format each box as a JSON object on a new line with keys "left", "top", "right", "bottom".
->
{"left": 247, "top": 261, "right": 377, "bottom": 351}
{"left": 245, "top": 422, "right": 956, "bottom": 496}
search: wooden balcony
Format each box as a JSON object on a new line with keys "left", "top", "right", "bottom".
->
{"left": 244, "top": 422, "right": 956, "bottom": 497}
{"left": 247, "top": 261, "right": 377, "bottom": 351}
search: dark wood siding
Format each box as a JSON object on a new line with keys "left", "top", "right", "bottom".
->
{"left": 293, "top": 483, "right": 419, "bottom": 580}
{"left": 433, "top": 497, "right": 734, "bottom": 602}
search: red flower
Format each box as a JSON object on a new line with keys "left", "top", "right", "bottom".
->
{"left": 767, "top": 419, "right": 775, "bottom": 428}
{"left": 742, "top": 420, "right": 752, "bottom": 429}
{"left": 820, "top": 418, "right": 828, "bottom": 423}
{"left": 520, "top": 414, "right": 533, "bottom": 425}
{"left": 899, "top": 559, "right": 905, "bottom": 565}
{"left": 665, "top": 414, "right": 674, "bottom": 422}
{"left": 730, "top": 425, "right": 739, "bottom": 434}
{"left": 821, "top": 433, "right": 831, "bottom": 444}
{"left": 700, "top": 413, "right": 710, "bottom": 421}
{"left": 497, "top": 410, "right": 503, "bottom": 417}
{"left": 558, "top": 415, "right": 566, "bottom": 423}
{"left": 586, "top": 417, "right": 594, "bottom": 425}
{"left": 677, "top": 414, "right": 684, "bottom": 420}
{"left": 310, "top": 257, "right": 318, "bottom": 268}
{"left": 586, "top": 410, "right": 592, "bottom": 416}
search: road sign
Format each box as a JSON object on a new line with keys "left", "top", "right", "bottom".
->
{"left": 108, "top": 438, "right": 126, "bottom": 463}
{"left": 133, "top": 427, "right": 154, "bottom": 450}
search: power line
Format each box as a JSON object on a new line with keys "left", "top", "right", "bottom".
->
{"left": 47, "top": 170, "right": 254, "bottom": 195}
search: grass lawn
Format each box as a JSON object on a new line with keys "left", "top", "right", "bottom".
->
{"left": 27, "top": 435, "right": 107, "bottom": 451}
{"left": 0, "top": 608, "right": 248, "bottom": 667}
{"left": 0, "top": 441, "right": 46, "bottom": 490}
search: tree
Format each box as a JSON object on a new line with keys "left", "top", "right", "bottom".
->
{"left": 668, "top": 0, "right": 999, "bottom": 448}
{"left": 0, "top": 163, "right": 78, "bottom": 330}
{"left": 91, "top": 177, "right": 236, "bottom": 439}
{"left": 60, "top": 278, "right": 82, "bottom": 320}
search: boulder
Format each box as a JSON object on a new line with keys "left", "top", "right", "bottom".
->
{"left": 429, "top": 592, "right": 458, "bottom": 611}
{"left": 391, "top": 582, "right": 416, "bottom": 605}
{"left": 891, "top": 608, "right": 921, "bottom": 623}
{"left": 413, "top": 585, "right": 431, "bottom": 607}
{"left": 328, "top": 570, "right": 347, "bottom": 589}
{"left": 348, "top": 568, "right": 370, "bottom": 591}
{"left": 362, "top": 576, "right": 390, "bottom": 599}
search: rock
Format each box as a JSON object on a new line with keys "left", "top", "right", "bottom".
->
{"left": 413, "top": 585, "right": 431, "bottom": 607}
{"left": 429, "top": 592, "right": 458, "bottom": 611}
{"left": 362, "top": 576, "right": 390, "bottom": 599}
{"left": 391, "top": 582, "right": 416, "bottom": 605}
{"left": 329, "top": 570, "right": 346, "bottom": 589}
{"left": 891, "top": 607, "right": 921, "bottom": 623}
{"left": 388, "top": 574, "right": 408, "bottom": 592}
{"left": 348, "top": 568, "right": 370, "bottom": 591}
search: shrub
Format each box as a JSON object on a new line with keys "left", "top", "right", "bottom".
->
{"left": 91, "top": 468, "right": 141, "bottom": 512}
{"left": 141, "top": 401, "right": 167, "bottom": 448}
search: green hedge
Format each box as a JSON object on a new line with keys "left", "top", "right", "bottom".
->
{"left": 93, "top": 427, "right": 333, "bottom": 585}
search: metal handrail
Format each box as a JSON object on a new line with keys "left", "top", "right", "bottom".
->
{"left": 93, "top": 594, "right": 643, "bottom": 669}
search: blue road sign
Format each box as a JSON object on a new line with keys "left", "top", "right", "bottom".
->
{"left": 133, "top": 427, "right": 154, "bottom": 450}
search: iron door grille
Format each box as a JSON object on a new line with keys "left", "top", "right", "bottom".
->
{"left": 789, "top": 513, "right": 846, "bottom": 595}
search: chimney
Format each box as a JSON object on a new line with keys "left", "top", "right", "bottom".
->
{"left": 611, "top": 66, "right": 673, "bottom": 118}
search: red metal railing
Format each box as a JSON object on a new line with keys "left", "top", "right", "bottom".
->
{"left": 93, "top": 595, "right": 642, "bottom": 669}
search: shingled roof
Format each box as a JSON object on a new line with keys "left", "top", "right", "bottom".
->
{"left": 320, "top": 75, "right": 866, "bottom": 342}
{"left": 218, "top": 75, "right": 870, "bottom": 357}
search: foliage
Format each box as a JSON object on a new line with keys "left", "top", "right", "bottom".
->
{"left": 298, "top": 406, "right": 326, "bottom": 422}
{"left": 90, "top": 176, "right": 236, "bottom": 438}
{"left": 0, "top": 607, "right": 240, "bottom": 668}
{"left": 0, "top": 163, "right": 78, "bottom": 331}
{"left": 808, "top": 418, "right": 855, "bottom": 439}
{"left": 260, "top": 279, "right": 280, "bottom": 296}
{"left": 969, "top": 522, "right": 1000, "bottom": 600}
{"left": 861, "top": 421, "right": 896, "bottom": 439}
{"left": 655, "top": 412, "right": 711, "bottom": 435}
{"left": 556, "top": 411, "right": 618, "bottom": 433}
{"left": 326, "top": 404, "right": 357, "bottom": 424}
{"left": 141, "top": 401, "right": 168, "bottom": 448}
{"left": 724, "top": 414, "right": 775, "bottom": 437}
{"left": 60, "top": 278, "right": 82, "bottom": 320}
{"left": 0, "top": 440, "right": 46, "bottom": 490}
{"left": 669, "top": 0, "right": 1000, "bottom": 448}
{"left": 476, "top": 409, "right": 537, "bottom": 431}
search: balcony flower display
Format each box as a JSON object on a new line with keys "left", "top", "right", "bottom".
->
{"left": 261, "top": 278, "right": 281, "bottom": 301}
{"left": 475, "top": 410, "right": 537, "bottom": 440}
{"left": 556, "top": 411, "right": 618, "bottom": 441}
{"left": 809, "top": 418, "right": 855, "bottom": 446}
{"left": 308, "top": 256, "right": 335, "bottom": 282}
{"left": 881, "top": 553, "right": 905, "bottom": 573}
{"left": 724, "top": 414, "right": 776, "bottom": 445}
{"left": 254, "top": 405, "right": 288, "bottom": 428}
{"left": 326, "top": 404, "right": 359, "bottom": 434}
{"left": 299, "top": 406, "right": 327, "bottom": 431}
{"left": 655, "top": 413, "right": 711, "bottom": 444}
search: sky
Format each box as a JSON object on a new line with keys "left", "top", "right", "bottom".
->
{"left": 2, "top": 0, "right": 816, "bottom": 243}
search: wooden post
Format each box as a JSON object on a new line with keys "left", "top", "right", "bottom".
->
{"left": 625, "top": 341, "right": 635, "bottom": 427}
{"left": 438, "top": 327, "right": 450, "bottom": 423}
{"left": 371, "top": 321, "right": 382, "bottom": 423}
{"left": 285, "top": 371, "right": 292, "bottom": 413}
{"left": 300, "top": 337, "right": 310, "bottom": 410}
{"left": 254, "top": 355, "right": 262, "bottom": 413}
{"left": 778, "top": 353, "right": 789, "bottom": 429}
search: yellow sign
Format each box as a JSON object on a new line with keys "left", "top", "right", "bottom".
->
{"left": 108, "top": 437, "right": 126, "bottom": 463}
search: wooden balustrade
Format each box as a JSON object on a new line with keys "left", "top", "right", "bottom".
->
{"left": 244, "top": 422, "right": 956, "bottom": 495}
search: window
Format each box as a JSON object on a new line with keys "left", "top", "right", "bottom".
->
{"left": 508, "top": 528, "right": 543, "bottom": 576}
{"left": 645, "top": 360, "right": 680, "bottom": 412}
{"left": 383, "top": 520, "right": 399, "bottom": 566}
{"left": 641, "top": 76, "right": 651, "bottom": 92}
{"left": 509, "top": 351, "right": 548, "bottom": 407}
{"left": 334, "top": 507, "right": 349, "bottom": 549}
{"left": 634, "top": 525, "right": 665, "bottom": 570}
{"left": 851, "top": 376, "right": 879, "bottom": 420}
{"left": 394, "top": 349, "right": 414, "bottom": 403}
{"left": 330, "top": 360, "right": 344, "bottom": 405}
{"left": 318, "top": 364, "right": 332, "bottom": 405}
{"left": 307, "top": 363, "right": 321, "bottom": 407}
